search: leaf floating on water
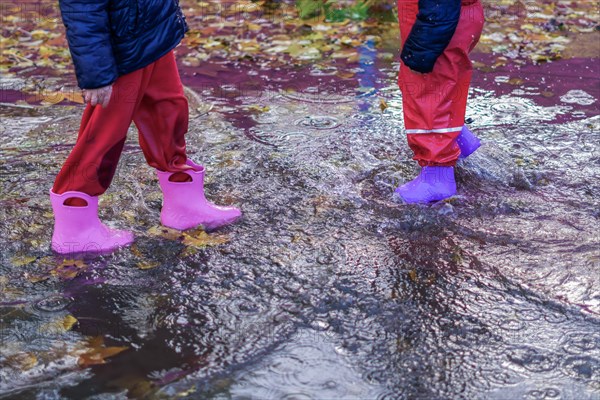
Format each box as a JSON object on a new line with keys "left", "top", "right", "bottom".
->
{"left": 177, "top": 386, "right": 197, "bottom": 397}
{"left": 78, "top": 336, "right": 128, "bottom": 367}
{"left": 50, "top": 259, "right": 87, "bottom": 280}
{"left": 336, "top": 71, "right": 355, "bottom": 79}
{"left": 4, "top": 352, "right": 38, "bottom": 371}
{"left": 379, "top": 98, "right": 388, "bottom": 113}
{"left": 508, "top": 77, "right": 525, "bottom": 85}
{"left": 62, "top": 314, "right": 78, "bottom": 330}
{"left": 11, "top": 255, "right": 37, "bottom": 267}
{"left": 137, "top": 261, "right": 159, "bottom": 270}
{"left": 247, "top": 104, "right": 270, "bottom": 114}
{"left": 39, "top": 314, "right": 78, "bottom": 334}
{"left": 147, "top": 226, "right": 184, "bottom": 241}
{"left": 182, "top": 229, "right": 229, "bottom": 248}
{"left": 148, "top": 225, "right": 228, "bottom": 247}
{"left": 408, "top": 269, "right": 418, "bottom": 282}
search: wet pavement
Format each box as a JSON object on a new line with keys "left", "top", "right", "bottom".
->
{"left": 1, "top": 5, "right": 600, "bottom": 400}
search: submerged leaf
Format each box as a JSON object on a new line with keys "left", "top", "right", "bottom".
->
{"left": 50, "top": 259, "right": 87, "bottom": 280}
{"left": 148, "top": 225, "right": 229, "bottom": 248}
{"left": 4, "top": 352, "right": 38, "bottom": 371}
{"left": 11, "top": 255, "right": 37, "bottom": 267}
{"left": 137, "top": 261, "right": 160, "bottom": 270}
{"left": 408, "top": 269, "right": 417, "bottom": 282}
{"left": 38, "top": 314, "right": 78, "bottom": 334}
{"left": 147, "top": 226, "right": 184, "bottom": 241}
{"left": 182, "top": 229, "right": 229, "bottom": 248}
{"left": 78, "top": 336, "right": 128, "bottom": 367}
{"left": 379, "top": 98, "right": 388, "bottom": 112}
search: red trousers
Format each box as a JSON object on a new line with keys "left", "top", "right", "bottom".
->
{"left": 398, "top": 0, "right": 484, "bottom": 166}
{"left": 53, "top": 51, "right": 193, "bottom": 196}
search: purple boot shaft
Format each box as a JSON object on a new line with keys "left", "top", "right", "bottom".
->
{"left": 457, "top": 125, "right": 481, "bottom": 159}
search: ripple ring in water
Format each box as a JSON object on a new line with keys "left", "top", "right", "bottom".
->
{"left": 295, "top": 116, "right": 341, "bottom": 130}
{"left": 32, "top": 295, "right": 73, "bottom": 312}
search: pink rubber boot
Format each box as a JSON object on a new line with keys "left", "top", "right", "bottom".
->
{"left": 458, "top": 125, "right": 481, "bottom": 159}
{"left": 50, "top": 190, "right": 134, "bottom": 254}
{"left": 156, "top": 160, "right": 242, "bottom": 231}
{"left": 395, "top": 166, "right": 457, "bottom": 204}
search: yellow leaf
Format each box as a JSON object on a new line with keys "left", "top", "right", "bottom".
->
{"left": 182, "top": 229, "right": 229, "bottom": 248}
{"left": 78, "top": 336, "right": 128, "bottom": 367}
{"left": 379, "top": 98, "right": 388, "bottom": 112}
{"left": 508, "top": 77, "right": 524, "bottom": 85}
{"left": 4, "top": 352, "right": 38, "bottom": 371}
{"left": 12, "top": 255, "right": 37, "bottom": 267}
{"left": 39, "top": 91, "right": 65, "bottom": 106}
{"left": 246, "top": 23, "right": 262, "bottom": 32}
{"left": 137, "top": 261, "right": 159, "bottom": 270}
{"left": 50, "top": 259, "right": 87, "bottom": 280}
{"left": 62, "top": 314, "right": 78, "bottom": 330}
{"left": 247, "top": 105, "right": 270, "bottom": 113}
{"left": 408, "top": 269, "right": 417, "bottom": 282}
{"left": 39, "top": 314, "right": 78, "bottom": 334}
{"left": 177, "top": 386, "right": 197, "bottom": 397}
{"left": 336, "top": 71, "right": 355, "bottom": 79}
{"left": 147, "top": 226, "right": 183, "bottom": 241}
{"left": 63, "top": 90, "right": 84, "bottom": 104}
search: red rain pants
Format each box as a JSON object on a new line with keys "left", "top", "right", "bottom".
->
{"left": 398, "top": 0, "right": 485, "bottom": 166}
{"left": 53, "top": 51, "right": 193, "bottom": 196}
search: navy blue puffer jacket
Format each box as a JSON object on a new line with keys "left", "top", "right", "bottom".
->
{"left": 59, "top": 0, "right": 188, "bottom": 89}
{"left": 401, "top": 0, "right": 461, "bottom": 73}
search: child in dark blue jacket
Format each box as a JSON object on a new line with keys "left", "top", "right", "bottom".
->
{"left": 395, "top": 0, "right": 485, "bottom": 203}
{"left": 50, "top": 0, "right": 241, "bottom": 254}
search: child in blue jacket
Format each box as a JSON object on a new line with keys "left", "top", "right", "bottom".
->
{"left": 396, "top": 0, "right": 485, "bottom": 203}
{"left": 50, "top": 0, "right": 241, "bottom": 254}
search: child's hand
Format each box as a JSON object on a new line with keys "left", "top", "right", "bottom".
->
{"left": 83, "top": 85, "right": 113, "bottom": 108}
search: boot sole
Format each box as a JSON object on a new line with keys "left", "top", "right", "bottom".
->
{"left": 51, "top": 239, "right": 134, "bottom": 255}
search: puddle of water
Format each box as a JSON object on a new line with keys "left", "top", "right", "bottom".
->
{"left": 1, "top": 37, "right": 599, "bottom": 400}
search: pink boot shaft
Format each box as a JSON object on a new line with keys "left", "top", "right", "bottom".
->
{"left": 50, "top": 190, "right": 134, "bottom": 254}
{"left": 156, "top": 160, "right": 241, "bottom": 231}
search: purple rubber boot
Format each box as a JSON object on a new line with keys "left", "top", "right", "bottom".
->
{"left": 156, "top": 160, "right": 242, "bottom": 231}
{"left": 50, "top": 190, "right": 134, "bottom": 254}
{"left": 395, "top": 166, "right": 457, "bottom": 204}
{"left": 457, "top": 125, "right": 481, "bottom": 159}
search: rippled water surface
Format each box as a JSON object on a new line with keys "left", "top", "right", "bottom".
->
{"left": 1, "top": 51, "right": 599, "bottom": 399}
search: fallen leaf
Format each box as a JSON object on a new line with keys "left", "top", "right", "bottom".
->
{"left": 4, "top": 352, "right": 38, "bottom": 371}
{"left": 147, "top": 226, "right": 184, "bottom": 241}
{"left": 379, "top": 98, "right": 388, "bottom": 112}
{"left": 182, "top": 229, "right": 229, "bottom": 248}
{"left": 50, "top": 259, "right": 87, "bottom": 280}
{"left": 408, "top": 269, "right": 417, "bottom": 282}
{"left": 508, "top": 77, "right": 525, "bottom": 85}
{"left": 78, "top": 336, "right": 128, "bottom": 367}
{"left": 12, "top": 255, "right": 37, "bottom": 267}
{"left": 137, "top": 261, "right": 159, "bottom": 270}
{"left": 39, "top": 314, "right": 78, "bottom": 334}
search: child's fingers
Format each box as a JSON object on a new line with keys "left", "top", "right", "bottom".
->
{"left": 90, "top": 92, "right": 98, "bottom": 107}
{"left": 101, "top": 94, "right": 110, "bottom": 108}
{"left": 101, "top": 87, "right": 112, "bottom": 108}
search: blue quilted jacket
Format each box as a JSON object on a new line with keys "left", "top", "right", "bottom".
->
{"left": 58, "top": 0, "right": 188, "bottom": 89}
{"left": 401, "top": 0, "right": 462, "bottom": 73}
